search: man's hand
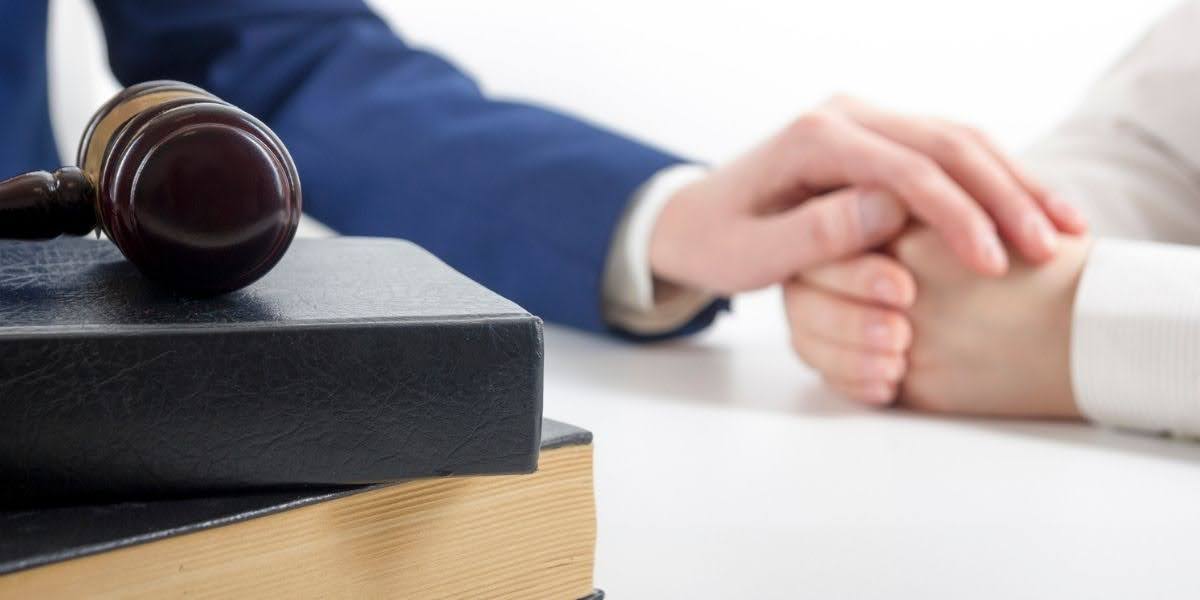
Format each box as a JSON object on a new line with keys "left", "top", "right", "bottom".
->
{"left": 890, "top": 228, "right": 1088, "bottom": 417}
{"left": 649, "top": 95, "right": 1087, "bottom": 297}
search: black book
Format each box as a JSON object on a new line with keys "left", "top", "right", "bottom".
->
{"left": 0, "top": 237, "right": 543, "bottom": 506}
{"left": 0, "top": 420, "right": 601, "bottom": 599}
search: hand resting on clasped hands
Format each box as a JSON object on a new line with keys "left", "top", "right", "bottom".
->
{"left": 784, "top": 197, "right": 1093, "bottom": 416}
{"left": 645, "top": 96, "right": 1087, "bottom": 408}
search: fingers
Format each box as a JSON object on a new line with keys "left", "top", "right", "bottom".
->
{"left": 782, "top": 280, "right": 907, "bottom": 408}
{"left": 821, "top": 96, "right": 1090, "bottom": 263}
{"left": 783, "top": 112, "right": 1008, "bottom": 275}
{"left": 785, "top": 282, "right": 912, "bottom": 353}
{"left": 827, "top": 379, "right": 897, "bottom": 406}
{"left": 963, "top": 128, "right": 1089, "bottom": 235}
{"left": 889, "top": 226, "right": 974, "bottom": 284}
{"left": 830, "top": 99, "right": 1060, "bottom": 264}
{"left": 1038, "top": 192, "right": 1089, "bottom": 235}
{"left": 748, "top": 187, "right": 908, "bottom": 280}
{"left": 783, "top": 277, "right": 911, "bottom": 407}
{"left": 800, "top": 253, "right": 916, "bottom": 309}
{"left": 916, "top": 123, "right": 1059, "bottom": 263}
{"left": 791, "top": 330, "right": 906, "bottom": 383}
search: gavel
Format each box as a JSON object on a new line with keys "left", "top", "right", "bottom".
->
{"left": 0, "top": 81, "right": 302, "bottom": 294}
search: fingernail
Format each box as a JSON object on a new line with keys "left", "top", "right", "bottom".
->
{"left": 1050, "top": 194, "right": 1088, "bottom": 229}
{"left": 858, "top": 191, "right": 905, "bottom": 238}
{"left": 980, "top": 233, "right": 1007, "bottom": 273}
{"left": 866, "top": 322, "right": 893, "bottom": 348}
{"left": 1027, "top": 214, "right": 1057, "bottom": 256}
{"left": 871, "top": 277, "right": 903, "bottom": 305}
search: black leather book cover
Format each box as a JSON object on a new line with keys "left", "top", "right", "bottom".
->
{"left": 0, "top": 237, "right": 543, "bottom": 506}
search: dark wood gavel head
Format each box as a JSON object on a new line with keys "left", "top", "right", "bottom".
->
{"left": 0, "top": 80, "right": 302, "bottom": 294}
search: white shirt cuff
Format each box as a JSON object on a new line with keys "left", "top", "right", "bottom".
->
{"left": 1072, "top": 238, "right": 1200, "bottom": 437}
{"left": 602, "top": 164, "right": 716, "bottom": 335}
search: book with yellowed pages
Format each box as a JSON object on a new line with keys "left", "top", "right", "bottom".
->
{"left": 0, "top": 419, "right": 599, "bottom": 599}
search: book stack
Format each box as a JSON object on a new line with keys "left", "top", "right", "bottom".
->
{"left": 0, "top": 238, "right": 600, "bottom": 599}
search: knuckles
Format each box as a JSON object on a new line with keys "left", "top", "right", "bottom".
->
{"left": 786, "top": 109, "right": 840, "bottom": 139}
{"left": 887, "top": 155, "right": 940, "bottom": 191}
{"left": 799, "top": 201, "right": 848, "bottom": 258}
{"left": 954, "top": 123, "right": 990, "bottom": 145}
{"left": 860, "top": 255, "right": 916, "bottom": 305}
{"left": 788, "top": 329, "right": 814, "bottom": 363}
{"left": 821, "top": 92, "right": 865, "bottom": 113}
{"left": 927, "top": 129, "right": 975, "bottom": 163}
{"left": 891, "top": 227, "right": 943, "bottom": 270}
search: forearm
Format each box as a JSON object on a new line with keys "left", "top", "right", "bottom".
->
{"left": 1024, "top": 122, "right": 1200, "bottom": 244}
{"left": 1021, "top": 1, "right": 1200, "bottom": 244}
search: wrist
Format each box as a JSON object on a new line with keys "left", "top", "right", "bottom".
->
{"left": 1047, "top": 235, "right": 1091, "bottom": 419}
{"left": 602, "top": 164, "right": 715, "bottom": 334}
{"left": 648, "top": 166, "right": 720, "bottom": 292}
{"left": 647, "top": 176, "right": 709, "bottom": 290}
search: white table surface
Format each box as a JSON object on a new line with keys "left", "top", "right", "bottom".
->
{"left": 542, "top": 289, "right": 1200, "bottom": 599}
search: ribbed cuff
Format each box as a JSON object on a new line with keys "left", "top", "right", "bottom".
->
{"left": 1072, "top": 238, "right": 1200, "bottom": 437}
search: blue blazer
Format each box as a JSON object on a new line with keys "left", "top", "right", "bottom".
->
{"left": 0, "top": 0, "right": 724, "bottom": 336}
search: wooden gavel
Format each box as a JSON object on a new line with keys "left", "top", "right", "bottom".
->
{"left": 0, "top": 81, "right": 302, "bottom": 294}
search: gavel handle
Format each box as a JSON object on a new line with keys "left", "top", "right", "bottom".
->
{"left": 0, "top": 167, "right": 97, "bottom": 239}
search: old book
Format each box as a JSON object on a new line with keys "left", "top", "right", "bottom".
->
{"left": 0, "top": 237, "right": 543, "bottom": 506}
{"left": 0, "top": 420, "right": 597, "bottom": 599}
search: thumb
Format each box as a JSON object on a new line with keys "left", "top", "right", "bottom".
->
{"left": 751, "top": 188, "right": 907, "bottom": 279}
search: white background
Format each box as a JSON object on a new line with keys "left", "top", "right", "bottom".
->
{"left": 45, "top": 2, "right": 1200, "bottom": 598}
{"left": 50, "top": 0, "right": 1178, "bottom": 164}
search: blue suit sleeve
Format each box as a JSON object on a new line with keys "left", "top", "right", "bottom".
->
{"left": 90, "top": 0, "right": 724, "bottom": 335}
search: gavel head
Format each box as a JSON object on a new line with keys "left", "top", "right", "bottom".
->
{"left": 76, "top": 81, "right": 302, "bottom": 294}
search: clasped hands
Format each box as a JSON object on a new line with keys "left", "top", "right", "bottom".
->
{"left": 651, "top": 95, "right": 1089, "bottom": 418}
